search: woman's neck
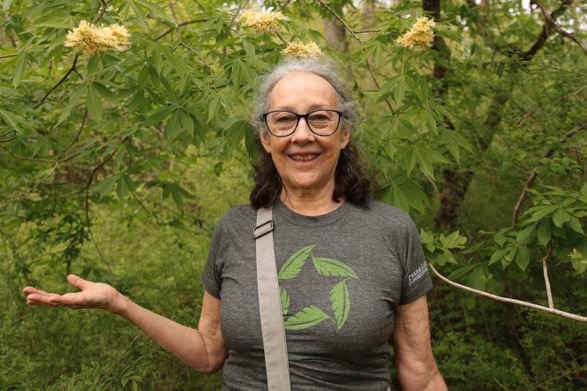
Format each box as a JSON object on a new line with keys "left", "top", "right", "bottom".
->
{"left": 280, "top": 186, "right": 344, "bottom": 216}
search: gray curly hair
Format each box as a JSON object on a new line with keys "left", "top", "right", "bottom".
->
{"left": 251, "top": 57, "right": 359, "bottom": 136}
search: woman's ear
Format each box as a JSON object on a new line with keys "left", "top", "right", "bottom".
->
{"left": 260, "top": 133, "right": 272, "bottom": 153}
{"left": 341, "top": 129, "right": 350, "bottom": 149}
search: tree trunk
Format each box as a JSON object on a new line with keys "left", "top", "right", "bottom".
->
{"left": 323, "top": 17, "right": 348, "bottom": 52}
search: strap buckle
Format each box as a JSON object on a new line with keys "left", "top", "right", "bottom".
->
{"left": 253, "top": 220, "right": 274, "bottom": 239}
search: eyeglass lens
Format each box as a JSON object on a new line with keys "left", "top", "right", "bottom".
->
{"left": 265, "top": 110, "right": 340, "bottom": 136}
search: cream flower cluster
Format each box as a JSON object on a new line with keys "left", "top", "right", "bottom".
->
{"left": 240, "top": 10, "right": 284, "bottom": 32}
{"left": 64, "top": 21, "right": 130, "bottom": 54}
{"left": 281, "top": 42, "right": 322, "bottom": 58}
{"left": 397, "top": 17, "right": 436, "bottom": 50}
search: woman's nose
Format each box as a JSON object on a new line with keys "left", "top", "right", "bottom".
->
{"left": 291, "top": 117, "right": 313, "bottom": 142}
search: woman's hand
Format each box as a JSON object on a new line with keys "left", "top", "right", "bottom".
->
{"left": 23, "top": 274, "right": 125, "bottom": 313}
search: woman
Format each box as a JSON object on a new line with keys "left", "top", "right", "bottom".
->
{"left": 23, "top": 58, "right": 447, "bottom": 390}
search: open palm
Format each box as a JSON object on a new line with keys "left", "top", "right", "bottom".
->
{"left": 23, "top": 274, "right": 121, "bottom": 312}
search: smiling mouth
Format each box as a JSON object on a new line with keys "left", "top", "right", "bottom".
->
{"left": 289, "top": 154, "right": 320, "bottom": 162}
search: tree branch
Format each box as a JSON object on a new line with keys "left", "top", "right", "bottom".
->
{"left": 540, "top": 246, "right": 555, "bottom": 309}
{"left": 531, "top": 0, "right": 587, "bottom": 55}
{"left": 154, "top": 19, "right": 209, "bottom": 41}
{"left": 34, "top": 55, "right": 79, "bottom": 109}
{"left": 429, "top": 263, "right": 587, "bottom": 323}
{"left": 315, "top": 0, "right": 362, "bottom": 44}
{"left": 511, "top": 120, "right": 586, "bottom": 226}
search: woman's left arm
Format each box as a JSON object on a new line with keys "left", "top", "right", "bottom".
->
{"left": 392, "top": 295, "right": 447, "bottom": 391}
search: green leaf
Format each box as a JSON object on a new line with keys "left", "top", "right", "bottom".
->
{"left": 12, "top": 54, "right": 26, "bottom": 88}
{"left": 537, "top": 220, "right": 552, "bottom": 247}
{"left": 489, "top": 248, "right": 509, "bottom": 265}
{"left": 568, "top": 216, "right": 584, "bottom": 235}
{"left": 280, "top": 288, "right": 290, "bottom": 316}
{"left": 569, "top": 248, "right": 587, "bottom": 274}
{"left": 284, "top": 306, "right": 331, "bottom": 330}
{"left": 179, "top": 111, "right": 194, "bottom": 136}
{"left": 93, "top": 82, "right": 118, "bottom": 103}
{"left": 516, "top": 224, "right": 536, "bottom": 245}
{"left": 466, "top": 265, "right": 488, "bottom": 290}
{"left": 515, "top": 246, "right": 532, "bottom": 271}
{"left": 312, "top": 257, "right": 358, "bottom": 278}
{"left": 440, "top": 231, "right": 467, "bottom": 249}
{"left": 278, "top": 245, "right": 314, "bottom": 280}
{"left": 86, "top": 84, "right": 103, "bottom": 121}
{"left": 165, "top": 110, "right": 182, "bottom": 140}
{"left": 330, "top": 280, "right": 351, "bottom": 331}
{"left": 94, "top": 175, "right": 118, "bottom": 200}
{"left": 0, "top": 108, "right": 24, "bottom": 132}
{"left": 145, "top": 106, "right": 173, "bottom": 126}
{"left": 552, "top": 208, "right": 570, "bottom": 228}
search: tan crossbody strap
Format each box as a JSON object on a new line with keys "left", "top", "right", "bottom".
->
{"left": 254, "top": 207, "right": 291, "bottom": 391}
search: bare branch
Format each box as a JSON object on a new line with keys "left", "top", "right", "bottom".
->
{"left": 93, "top": 0, "right": 113, "bottom": 24}
{"left": 0, "top": 53, "right": 18, "bottom": 60}
{"left": 34, "top": 54, "right": 79, "bottom": 109}
{"left": 511, "top": 120, "right": 586, "bottom": 226}
{"left": 180, "top": 43, "right": 214, "bottom": 73}
{"left": 429, "top": 263, "right": 587, "bottom": 323}
{"left": 531, "top": 0, "right": 587, "bottom": 55}
{"left": 315, "top": 0, "right": 362, "bottom": 44}
{"left": 540, "top": 246, "right": 555, "bottom": 309}
{"left": 279, "top": 0, "right": 293, "bottom": 12}
{"left": 154, "top": 19, "right": 209, "bottom": 41}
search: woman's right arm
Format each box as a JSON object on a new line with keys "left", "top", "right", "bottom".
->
{"left": 23, "top": 274, "right": 228, "bottom": 375}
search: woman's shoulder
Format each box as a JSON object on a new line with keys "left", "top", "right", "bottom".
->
{"left": 219, "top": 204, "right": 256, "bottom": 223}
{"left": 357, "top": 199, "right": 418, "bottom": 230}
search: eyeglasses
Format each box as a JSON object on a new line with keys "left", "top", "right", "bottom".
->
{"left": 262, "top": 109, "right": 343, "bottom": 137}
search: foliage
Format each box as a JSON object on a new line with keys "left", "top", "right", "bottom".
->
{"left": 1, "top": 0, "right": 585, "bottom": 389}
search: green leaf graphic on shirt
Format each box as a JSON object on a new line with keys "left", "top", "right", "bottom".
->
{"left": 313, "top": 257, "right": 359, "bottom": 279}
{"left": 278, "top": 245, "right": 315, "bottom": 279}
{"left": 280, "top": 288, "right": 290, "bottom": 316}
{"left": 330, "top": 279, "right": 351, "bottom": 331}
{"left": 284, "top": 306, "right": 332, "bottom": 330}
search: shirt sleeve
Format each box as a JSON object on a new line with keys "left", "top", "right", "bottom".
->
{"left": 399, "top": 218, "right": 433, "bottom": 305}
{"left": 201, "top": 219, "right": 227, "bottom": 299}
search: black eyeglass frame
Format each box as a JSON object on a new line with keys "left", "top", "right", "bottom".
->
{"left": 262, "top": 109, "right": 344, "bottom": 137}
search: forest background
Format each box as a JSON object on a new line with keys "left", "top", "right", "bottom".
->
{"left": 1, "top": 0, "right": 586, "bottom": 390}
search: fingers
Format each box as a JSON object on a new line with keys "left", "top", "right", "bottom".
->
{"left": 67, "top": 274, "right": 91, "bottom": 290}
{"left": 24, "top": 291, "right": 63, "bottom": 307}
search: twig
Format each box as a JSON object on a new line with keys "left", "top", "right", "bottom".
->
{"left": 34, "top": 54, "right": 79, "bottom": 109}
{"left": 354, "top": 29, "right": 383, "bottom": 34}
{"left": 517, "top": 84, "right": 587, "bottom": 125}
{"left": 540, "top": 246, "right": 555, "bottom": 309}
{"left": 274, "top": 31, "right": 288, "bottom": 45}
{"left": 180, "top": 43, "right": 214, "bottom": 73}
{"left": 3, "top": 162, "right": 59, "bottom": 201}
{"left": 531, "top": 0, "right": 587, "bottom": 55}
{"left": 59, "top": 109, "right": 88, "bottom": 159}
{"left": 93, "top": 0, "right": 112, "bottom": 24}
{"left": 84, "top": 150, "right": 117, "bottom": 276}
{"left": 279, "top": 0, "right": 293, "bottom": 12}
{"left": 0, "top": 54, "right": 18, "bottom": 60}
{"left": 428, "top": 263, "right": 587, "bottom": 323}
{"left": 365, "top": 61, "right": 395, "bottom": 115}
{"left": 154, "top": 19, "right": 209, "bottom": 41}
{"left": 0, "top": 111, "right": 87, "bottom": 164}
{"left": 511, "top": 120, "right": 586, "bottom": 226}
{"left": 315, "top": 0, "right": 362, "bottom": 44}
{"left": 314, "top": 0, "right": 394, "bottom": 115}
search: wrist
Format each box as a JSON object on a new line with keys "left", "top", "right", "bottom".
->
{"left": 110, "top": 292, "right": 132, "bottom": 315}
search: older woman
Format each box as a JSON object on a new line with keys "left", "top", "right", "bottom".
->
{"left": 23, "top": 58, "right": 446, "bottom": 390}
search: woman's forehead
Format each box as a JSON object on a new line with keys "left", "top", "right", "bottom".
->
{"left": 268, "top": 72, "right": 338, "bottom": 108}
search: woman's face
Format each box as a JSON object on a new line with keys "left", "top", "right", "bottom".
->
{"left": 261, "top": 72, "right": 350, "bottom": 196}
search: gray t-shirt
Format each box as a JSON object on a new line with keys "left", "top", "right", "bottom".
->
{"left": 202, "top": 199, "right": 433, "bottom": 390}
